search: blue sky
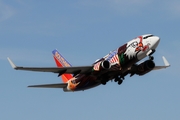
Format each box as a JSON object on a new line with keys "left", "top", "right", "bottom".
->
{"left": 0, "top": 0, "right": 180, "bottom": 120}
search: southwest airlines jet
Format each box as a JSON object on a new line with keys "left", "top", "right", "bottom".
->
{"left": 8, "top": 34, "right": 170, "bottom": 92}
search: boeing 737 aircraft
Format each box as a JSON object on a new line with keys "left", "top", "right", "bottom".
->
{"left": 8, "top": 34, "right": 170, "bottom": 92}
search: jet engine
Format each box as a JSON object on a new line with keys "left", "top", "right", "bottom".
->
{"left": 101, "top": 60, "right": 111, "bottom": 69}
{"left": 131, "top": 60, "right": 155, "bottom": 76}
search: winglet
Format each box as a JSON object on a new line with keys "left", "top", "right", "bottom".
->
{"left": 7, "top": 57, "right": 17, "bottom": 69}
{"left": 153, "top": 56, "right": 170, "bottom": 70}
{"left": 162, "top": 56, "right": 170, "bottom": 67}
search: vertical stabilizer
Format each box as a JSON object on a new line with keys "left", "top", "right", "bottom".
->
{"left": 52, "top": 49, "right": 73, "bottom": 83}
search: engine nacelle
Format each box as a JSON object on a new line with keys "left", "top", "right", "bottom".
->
{"left": 131, "top": 60, "right": 155, "bottom": 76}
{"left": 101, "top": 60, "right": 111, "bottom": 69}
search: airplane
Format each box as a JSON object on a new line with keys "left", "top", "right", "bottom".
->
{"left": 7, "top": 34, "right": 170, "bottom": 92}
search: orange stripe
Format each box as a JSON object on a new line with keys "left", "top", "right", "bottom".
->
{"left": 61, "top": 75, "right": 69, "bottom": 83}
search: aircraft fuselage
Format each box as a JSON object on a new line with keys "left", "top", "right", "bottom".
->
{"left": 64, "top": 34, "right": 160, "bottom": 91}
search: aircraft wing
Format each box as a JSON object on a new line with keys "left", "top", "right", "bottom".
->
{"left": 7, "top": 57, "right": 93, "bottom": 74}
{"left": 28, "top": 83, "right": 67, "bottom": 88}
{"left": 153, "top": 56, "right": 170, "bottom": 70}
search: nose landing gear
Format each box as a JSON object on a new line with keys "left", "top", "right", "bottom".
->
{"left": 149, "top": 56, "right": 154, "bottom": 61}
{"left": 147, "top": 49, "right": 155, "bottom": 61}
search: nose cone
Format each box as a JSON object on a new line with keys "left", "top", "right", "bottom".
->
{"left": 151, "top": 36, "right": 160, "bottom": 49}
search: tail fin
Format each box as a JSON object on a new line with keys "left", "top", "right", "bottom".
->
{"left": 52, "top": 49, "right": 73, "bottom": 83}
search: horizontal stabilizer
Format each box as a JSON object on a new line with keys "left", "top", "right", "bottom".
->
{"left": 28, "top": 83, "right": 67, "bottom": 88}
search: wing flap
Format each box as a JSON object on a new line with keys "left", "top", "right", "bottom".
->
{"left": 28, "top": 83, "right": 67, "bottom": 88}
{"left": 7, "top": 57, "right": 92, "bottom": 74}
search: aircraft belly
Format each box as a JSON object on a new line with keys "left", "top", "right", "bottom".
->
{"left": 67, "top": 75, "right": 100, "bottom": 91}
{"left": 75, "top": 76, "right": 100, "bottom": 91}
{"left": 75, "top": 82, "right": 101, "bottom": 91}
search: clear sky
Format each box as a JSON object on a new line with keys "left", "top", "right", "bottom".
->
{"left": 0, "top": 0, "right": 180, "bottom": 120}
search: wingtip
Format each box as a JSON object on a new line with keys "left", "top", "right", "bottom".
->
{"left": 162, "top": 56, "right": 170, "bottom": 67}
{"left": 7, "top": 57, "right": 17, "bottom": 69}
{"left": 27, "top": 85, "right": 37, "bottom": 87}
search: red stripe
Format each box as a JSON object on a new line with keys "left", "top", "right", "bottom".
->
{"left": 110, "top": 55, "right": 119, "bottom": 64}
{"left": 93, "top": 62, "right": 101, "bottom": 71}
{"left": 53, "top": 56, "right": 73, "bottom": 83}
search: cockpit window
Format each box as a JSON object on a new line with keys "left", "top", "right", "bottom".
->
{"left": 143, "top": 35, "right": 154, "bottom": 39}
